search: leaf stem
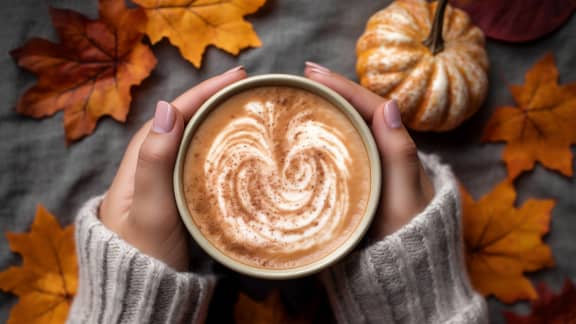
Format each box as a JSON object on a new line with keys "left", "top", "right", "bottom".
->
{"left": 423, "top": 0, "right": 448, "bottom": 55}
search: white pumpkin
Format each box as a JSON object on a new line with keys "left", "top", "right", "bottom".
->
{"left": 357, "top": 0, "right": 489, "bottom": 131}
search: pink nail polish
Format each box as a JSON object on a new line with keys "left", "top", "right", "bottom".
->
{"left": 384, "top": 100, "right": 402, "bottom": 129}
{"left": 152, "top": 101, "right": 175, "bottom": 133}
{"left": 224, "top": 65, "right": 244, "bottom": 74}
{"left": 305, "top": 61, "right": 330, "bottom": 74}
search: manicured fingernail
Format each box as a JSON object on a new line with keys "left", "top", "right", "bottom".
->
{"left": 152, "top": 101, "right": 175, "bottom": 133}
{"left": 384, "top": 100, "right": 402, "bottom": 129}
{"left": 305, "top": 61, "right": 330, "bottom": 75}
{"left": 224, "top": 65, "right": 244, "bottom": 74}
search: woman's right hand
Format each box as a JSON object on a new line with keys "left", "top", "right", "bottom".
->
{"left": 304, "top": 62, "right": 435, "bottom": 239}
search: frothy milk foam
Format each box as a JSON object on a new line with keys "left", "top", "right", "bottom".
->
{"left": 183, "top": 86, "right": 371, "bottom": 269}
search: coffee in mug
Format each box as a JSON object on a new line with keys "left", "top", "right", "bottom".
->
{"left": 174, "top": 75, "right": 381, "bottom": 279}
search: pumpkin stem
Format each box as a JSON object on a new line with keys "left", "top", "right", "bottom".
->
{"left": 423, "top": 0, "right": 448, "bottom": 55}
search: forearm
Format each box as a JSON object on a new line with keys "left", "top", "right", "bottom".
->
{"left": 322, "top": 153, "right": 488, "bottom": 324}
{"left": 68, "top": 196, "right": 215, "bottom": 324}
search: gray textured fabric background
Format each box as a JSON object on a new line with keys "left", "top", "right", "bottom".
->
{"left": 1, "top": 0, "right": 574, "bottom": 322}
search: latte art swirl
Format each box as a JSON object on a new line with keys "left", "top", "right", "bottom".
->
{"left": 184, "top": 86, "right": 371, "bottom": 269}
{"left": 205, "top": 100, "right": 351, "bottom": 252}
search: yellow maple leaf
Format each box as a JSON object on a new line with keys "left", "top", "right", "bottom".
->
{"left": 462, "top": 181, "right": 555, "bottom": 303}
{"left": 0, "top": 205, "right": 77, "bottom": 324}
{"left": 133, "top": 0, "right": 266, "bottom": 67}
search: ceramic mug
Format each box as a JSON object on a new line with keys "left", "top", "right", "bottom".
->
{"left": 174, "top": 74, "right": 381, "bottom": 279}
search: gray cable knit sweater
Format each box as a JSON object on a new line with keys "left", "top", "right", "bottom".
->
{"left": 67, "top": 154, "right": 488, "bottom": 324}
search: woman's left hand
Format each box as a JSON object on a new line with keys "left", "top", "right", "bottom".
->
{"left": 99, "top": 67, "right": 247, "bottom": 272}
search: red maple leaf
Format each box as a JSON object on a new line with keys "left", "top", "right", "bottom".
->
{"left": 505, "top": 279, "right": 576, "bottom": 323}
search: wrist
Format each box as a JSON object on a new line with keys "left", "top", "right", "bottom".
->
{"left": 373, "top": 182, "right": 434, "bottom": 239}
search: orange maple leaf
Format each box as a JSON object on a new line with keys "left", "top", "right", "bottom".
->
{"left": 234, "top": 290, "right": 314, "bottom": 324}
{"left": 11, "top": 0, "right": 157, "bottom": 143}
{"left": 461, "top": 181, "right": 555, "bottom": 303}
{"left": 133, "top": 0, "right": 266, "bottom": 67}
{"left": 482, "top": 53, "right": 576, "bottom": 180}
{"left": 0, "top": 205, "right": 77, "bottom": 324}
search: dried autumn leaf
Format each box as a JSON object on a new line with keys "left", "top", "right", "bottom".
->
{"left": 133, "top": 0, "right": 265, "bottom": 67}
{"left": 462, "top": 181, "right": 555, "bottom": 303}
{"left": 504, "top": 279, "right": 576, "bottom": 323}
{"left": 11, "top": 0, "right": 157, "bottom": 143}
{"left": 234, "top": 290, "right": 313, "bottom": 324}
{"left": 0, "top": 205, "right": 77, "bottom": 324}
{"left": 450, "top": 0, "right": 576, "bottom": 42}
{"left": 482, "top": 53, "right": 576, "bottom": 180}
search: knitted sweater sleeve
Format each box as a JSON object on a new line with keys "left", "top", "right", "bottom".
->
{"left": 67, "top": 196, "right": 215, "bottom": 324}
{"left": 321, "top": 153, "right": 488, "bottom": 324}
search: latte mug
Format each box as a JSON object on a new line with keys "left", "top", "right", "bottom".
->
{"left": 174, "top": 74, "right": 381, "bottom": 279}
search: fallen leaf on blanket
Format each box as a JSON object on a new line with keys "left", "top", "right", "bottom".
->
{"left": 482, "top": 53, "right": 576, "bottom": 180}
{"left": 234, "top": 290, "right": 313, "bottom": 324}
{"left": 0, "top": 205, "right": 77, "bottom": 324}
{"left": 461, "top": 181, "right": 555, "bottom": 303}
{"left": 132, "top": 0, "right": 265, "bottom": 67}
{"left": 504, "top": 279, "right": 576, "bottom": 323}
{"left": 11, "top": 0, "right": 157, "bottom": 143}
{"left": 450, "top": 0, "right": 576, "bottom": 42}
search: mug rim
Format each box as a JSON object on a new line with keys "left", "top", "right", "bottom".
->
{"left": 174, "top": 74, "right": 381, "bottom": 279}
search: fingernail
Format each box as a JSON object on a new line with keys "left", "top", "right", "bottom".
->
{"left": 152, "top": 101, "right": 175, "bottom": 134}
{"left": 384, "top": 100, "right": 402, "bottom": 129}
{"left": 224, "top": 65, "right": 244, "bottom": 74}
{"left": 305, "top": 61, "right": 330, "bottom": 75}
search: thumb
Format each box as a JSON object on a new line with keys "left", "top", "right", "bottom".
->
{"left": 372, "top": 100, "right": 421, "bottom": 193}
{"left": 371, "top": 100, "right": 434, "bottom": 237}
{"left": 130, "top": 101, "right": 184, "bottom": 231}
